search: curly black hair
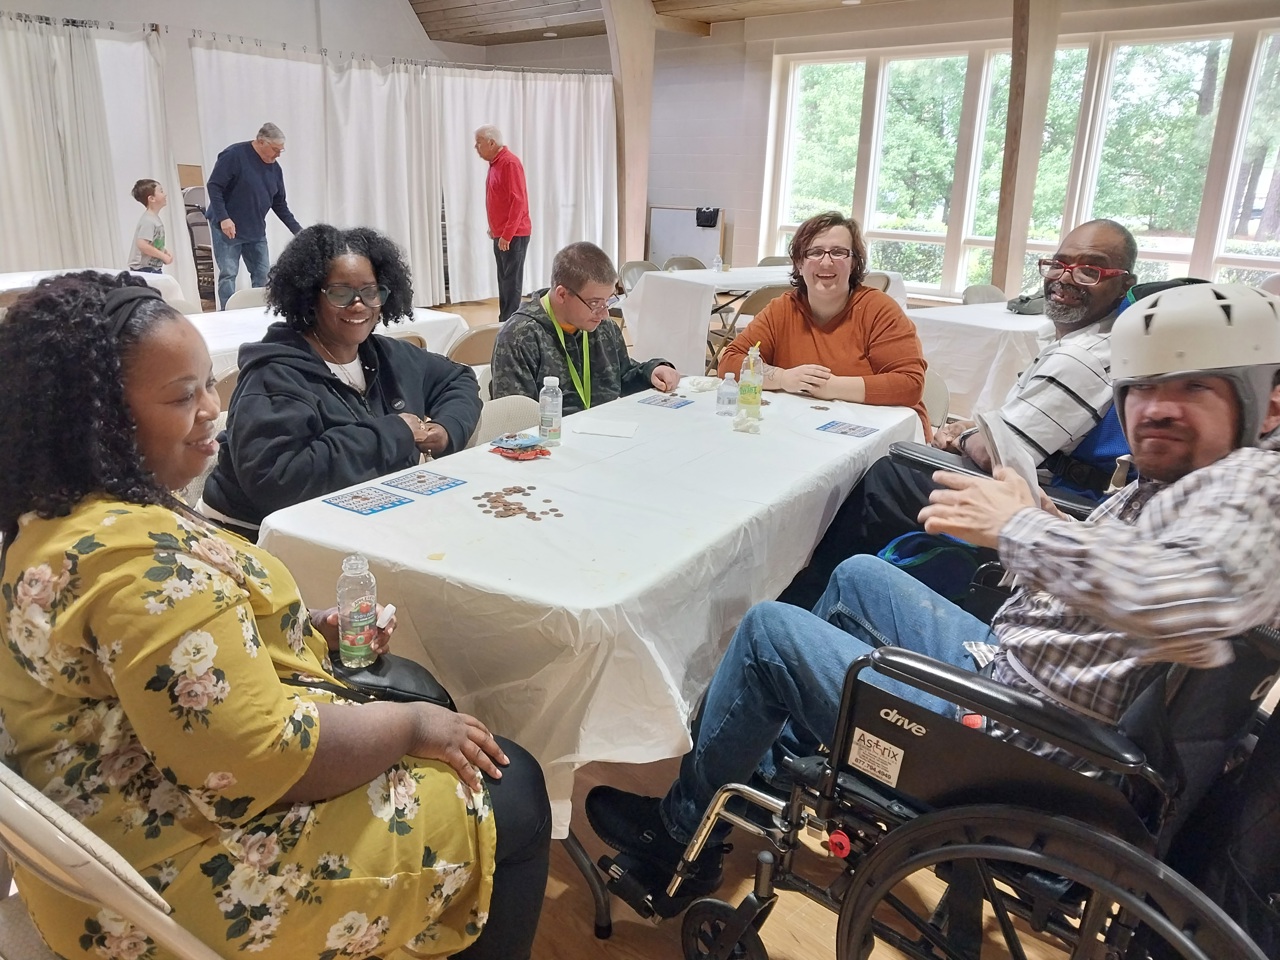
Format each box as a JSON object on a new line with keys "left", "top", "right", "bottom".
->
{"left": 0, "top": 272, "right": 185, "bottom": 542}
{"left": 266, "top": 224, "right": 415, "bottom": 330}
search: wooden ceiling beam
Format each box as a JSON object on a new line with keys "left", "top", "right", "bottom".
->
{"left": 654, "top": 13, "right": 710, "bottom": 35}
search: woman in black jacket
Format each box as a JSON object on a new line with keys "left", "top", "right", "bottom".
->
{"left": 203, "top": 225, "right": 481, "bottom": 536}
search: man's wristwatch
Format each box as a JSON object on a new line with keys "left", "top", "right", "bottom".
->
{"left": 955, "top": 427, "right": 980, "bottom": 454}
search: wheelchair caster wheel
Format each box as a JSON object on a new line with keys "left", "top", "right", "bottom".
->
{"left": 681, "top": 898, "right": 768, "bottom": 960}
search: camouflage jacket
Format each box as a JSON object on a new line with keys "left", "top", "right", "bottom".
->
{"left": 490, "top": 289, "right": 671, "bottom": 415}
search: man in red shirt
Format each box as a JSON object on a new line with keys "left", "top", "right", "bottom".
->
{"left": 475, "top": 125, "right": 532, "bottom": 322}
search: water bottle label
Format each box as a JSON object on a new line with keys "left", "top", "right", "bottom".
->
{"left": 539, "top": 412, "right": 561, "bottom": 442}
{"left": 339, "top": 597, "right": 377, "bottom": 662}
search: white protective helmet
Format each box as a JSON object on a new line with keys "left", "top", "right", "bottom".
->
{"left": 1112, "top": 283, "right": 1280, "bottom": 447}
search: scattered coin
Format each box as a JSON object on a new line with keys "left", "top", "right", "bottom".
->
{"left": 811, "top": 405, "right": 830, "bottom": 410}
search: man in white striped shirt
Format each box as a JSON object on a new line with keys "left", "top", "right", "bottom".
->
{"left": 587, "top": 284, "right": 1280, "bottom": 895}
{"left": 781, "top": 220, "right": 1138, "bottom": 608}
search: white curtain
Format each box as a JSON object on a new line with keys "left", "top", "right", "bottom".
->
{"left": 95, "top": 30, "right": 199, "bottom": 302}
{"left": 326, "top": 57, "right": 446, "bottom": 306}
{"left": 433, "top": 65, "right": 618, "bottom": 303}
{"left": 432, "top": 65, "right": 525, "bottom": 304}
{"left": 189, "top": 43, "right": 616, "bottom": 307}
{"left": 0, "top": 15, "right": 119, "bottom": 271}
{"left": 190, "top": 38, "right": 326, "bottom": 293}
{"left": 522, "top": 70, "right": 617, "bottom": 294}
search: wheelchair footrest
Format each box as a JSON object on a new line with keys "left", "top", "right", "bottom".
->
{"left": 598, "top": 853, "right": 718, "bottom": 921}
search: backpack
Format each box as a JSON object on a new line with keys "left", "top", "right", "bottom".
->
{"left": 876, "top": 532, "right": 983, "bottom": 603}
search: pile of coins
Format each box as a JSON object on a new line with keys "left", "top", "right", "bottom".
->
{"left": 811, "top": 405, "right": 830, "bottom": 411}
{"left": 473, "top": 485, "right": 564, "bottom": 521}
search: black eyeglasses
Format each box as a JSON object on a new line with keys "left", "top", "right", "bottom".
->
{"left": 322, "top": 284, "right": 390, "bottom": 308}
{"left": 568, "top": 288, "right": 620, "bottom": 314}
{"left": 1038, "top": 259, "right": 1129, "bottom": 287}
{"left": 802, "top": 247, "right": 853, "bottom": 262}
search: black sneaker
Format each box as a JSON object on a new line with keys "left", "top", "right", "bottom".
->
{"left": 585, "top": 786, "right": 727, "bottom": 889}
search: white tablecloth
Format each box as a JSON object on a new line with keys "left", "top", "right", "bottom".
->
{"left": 664, "top": 266, "right": 908, "bottom": 310}
{"left": 0, "top": 268, "right": 183, "bottom": 305}
{"left": 906, "top": 302, "right": 1048, "bottom": 419}
{"left": 259, "top": 390, "right": 921, "bottom": 835}
{"left": 189, "top": 306, "right": 470, "bottom": 379}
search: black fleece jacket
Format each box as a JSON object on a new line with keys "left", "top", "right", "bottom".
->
{"left": 203, "top": 323, "right": 480, "bottom": 526}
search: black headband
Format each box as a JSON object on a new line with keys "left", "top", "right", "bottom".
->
{"left": 104, "top": 285, "right": 164, "bottom": 338}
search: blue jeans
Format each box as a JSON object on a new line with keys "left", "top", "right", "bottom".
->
{"left": 659, "top": 555, "right": 994, "bottom": 842}
{"left": 210, "top": 227, "right": 270, "bottom": 309}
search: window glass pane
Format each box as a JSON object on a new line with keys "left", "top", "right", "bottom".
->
{"left": 964, "top": 247, "right": 1042, "bottom": 294}
{"left": 1130, "top": 259, "right": 1190, "bottom": 284}
{"left": 972, "top": 48, "right": 1089, "bottom": 240}
{"left": 1223, "top": 32, "right": 1280, "bottom": 262}
{"left": 1215, "top": 265, "right": 1277, "bottom": 285}
{"left": 1092, "top": 39, "right": 1230, "bottom": 259}
{"left": 871, "top": 55, "right": 967, "bottom": 233}
{"left": 782, "top": 62, "right": 865, "bottom": 223}
{"left": 870, "top": 239, "right": 946, "bottom": 285}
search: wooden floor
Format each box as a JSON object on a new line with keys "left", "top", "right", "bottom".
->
{"left": 533, "top": 757, "right": 847, "bottom": 960}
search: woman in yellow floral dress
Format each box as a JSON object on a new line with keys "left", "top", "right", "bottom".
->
{"left": 0, "top": 273, "right": 550, "bottom": 959}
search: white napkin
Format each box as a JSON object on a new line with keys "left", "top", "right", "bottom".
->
{"left": 571, "top": 420, "right": 638, "bottom": 438}
{"left": 680, "top": 376, "right": 721, "bottom": 393}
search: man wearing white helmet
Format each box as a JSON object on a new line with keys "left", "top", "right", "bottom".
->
{"left": 587, "top": 283, "right": 1280, "bottom": 911}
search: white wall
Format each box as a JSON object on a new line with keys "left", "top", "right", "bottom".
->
{"left": 14, "top": 0, "right": 484, "bottom": 165}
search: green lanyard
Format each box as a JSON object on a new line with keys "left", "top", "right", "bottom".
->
{"left": 543, "top": 293, "right": 591, "bottom": 410}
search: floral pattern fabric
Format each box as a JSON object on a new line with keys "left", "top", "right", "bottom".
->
{"left": 0, "top": 497, "right": 495, "bottom": 959}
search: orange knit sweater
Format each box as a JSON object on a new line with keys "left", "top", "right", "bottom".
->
{"left": 717, "top": 286, "right": 929, "bottom": 437}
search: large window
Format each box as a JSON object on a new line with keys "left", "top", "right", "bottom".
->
{"left": 865, "top": 55, "right": 967, "bottom": 286}
{"left": 769, "top": 22, "right": 1280, "bottom": 298}
{"left": 1091, "top": 39, "right": 1229, "bottom": 282}
{"left": 1218, "top": 31, "right": 1280, "bottom": 283}
{"left": 967, "top": 47, "right": 1089, "bottom": 291}
{"left": 782, "top": 61, "right": 864, "bottom": 223}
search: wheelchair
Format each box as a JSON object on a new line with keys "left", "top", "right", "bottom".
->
{"left": 598, "top": 628, "right": 1280, "bottom": 959}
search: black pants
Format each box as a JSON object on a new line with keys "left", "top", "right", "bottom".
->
{"left": 494, "top": 235, "right": 530, "bottom": 322}
{"left": 777, "top": 457, "right": 938, "bottom": 610}
{"left": 453, "top": 736, "right": 551, "bottom": 960}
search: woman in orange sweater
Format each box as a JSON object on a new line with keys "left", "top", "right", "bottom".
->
{"left": 717, "top": 211, "right": 929, "bottom": 438}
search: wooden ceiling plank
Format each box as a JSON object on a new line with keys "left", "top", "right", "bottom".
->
{"left": 424, "top": 0, "right": 600, "bottom": 30}
{"left": 420, "top": 0, "right": 599, "bottom": 19}
{"left": 433, "top": 10, "right": 606, "bottom": 39}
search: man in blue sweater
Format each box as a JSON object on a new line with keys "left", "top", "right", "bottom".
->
{"left": 206, "top": 122, "right": 304, "bottom": 309}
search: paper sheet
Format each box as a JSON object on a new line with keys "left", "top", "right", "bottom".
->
{"left": 974, "top": 411, "right": 1042, "bottom": 499}
{"left": 571, "top": 420, "right": 638, "bottom": 438}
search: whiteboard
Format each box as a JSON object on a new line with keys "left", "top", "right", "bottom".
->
{"left": 646, "top": 206, "right": 724, "bottom": 269}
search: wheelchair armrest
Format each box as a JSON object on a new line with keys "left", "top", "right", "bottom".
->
{"left": 868, "top": 647, "right": 1146, "bottom": 773}
{"left": 887, "top": 441, "right": 1096, "bottom": 520}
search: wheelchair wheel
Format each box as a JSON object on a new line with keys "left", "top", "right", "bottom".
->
{"left": 834, "top": 805, "right": 1265, "bottom": 960}
{"left": 682, "top": 898, "right": 768, "bottom": 960}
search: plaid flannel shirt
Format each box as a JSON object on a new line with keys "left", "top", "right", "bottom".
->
{"left": 988, "top": 439, "right": 1280, "bottom": 752}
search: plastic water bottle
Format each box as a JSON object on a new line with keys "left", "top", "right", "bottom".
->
{"left": 337, "top": 554, "right": 377, "bottom": 668}
{"left": 538, "top": 376, "right": 562, "bottom": 446}
{"left": 738, "top": 344, "right": 764, "bottom": 419}
{"left": 712, "top": 254, "right": 723, "bottom": 273}
{"left": 717, "top": 373, "right": 738, "bottom": 415}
